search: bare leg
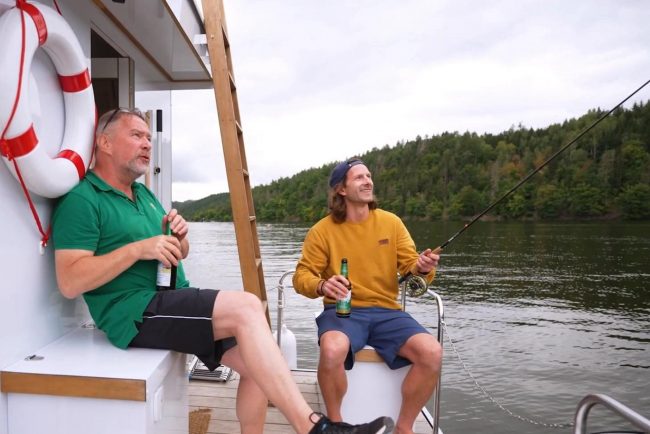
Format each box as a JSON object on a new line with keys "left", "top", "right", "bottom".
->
{"left": 317, "top": 331, "right": 350, "bottom": 421}
{"left": 221, "top": 345, "right": 268, "bottom": 434}
{"left": 211, "top": 291, "right": 315, "bottom": 434}
{"left": 394, "top": 333, "right": 441, "bottom": 434}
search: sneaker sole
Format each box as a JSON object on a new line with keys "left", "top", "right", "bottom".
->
{"left": 376, "top": 417, "right": 394, "bottom": 434}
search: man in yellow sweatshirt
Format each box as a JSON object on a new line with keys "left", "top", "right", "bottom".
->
{"left": 293, "top": 158, "right": 441, "bottom": 434}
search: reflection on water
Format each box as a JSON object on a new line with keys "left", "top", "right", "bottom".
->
{"left": 183, "top": 221, "right": 650, "bottom": 434}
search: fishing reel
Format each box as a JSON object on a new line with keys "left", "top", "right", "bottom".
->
{"left": 400, "top": 273, "right": 429, "bottom": 298}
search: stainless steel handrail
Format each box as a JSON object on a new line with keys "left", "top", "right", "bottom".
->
{"left": 275, "top": 270, "right": 294, "bottom": 349}
{"left": 426, "top": 289, "right": 444, "bottom": 434}
{"left": 573, "top": 394, "right": 650, "bottom": 434}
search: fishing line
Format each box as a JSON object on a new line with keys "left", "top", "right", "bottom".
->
{"left": 402, "top": 78, "right": 650, "bottom": 283}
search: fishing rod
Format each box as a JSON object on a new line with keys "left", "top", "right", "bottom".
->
{"left": 401, "top": 78, "right": 650, "bottom": 285}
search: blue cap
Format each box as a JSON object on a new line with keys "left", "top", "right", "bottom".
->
{"left": 329, "top": 158, "right": 365, "bottom": 187}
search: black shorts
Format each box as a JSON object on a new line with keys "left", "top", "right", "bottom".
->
{"left": 129, "top": 287, "right": 237, "bottom": 371}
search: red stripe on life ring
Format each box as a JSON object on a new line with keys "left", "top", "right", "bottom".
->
{"left": 0, "top": 125, "right": 38, "bottom": 159}
{"left": 56, "top": 149, "right": 86, "bottom": 180}
{"left": 59, "top": 69, "right": 92, "bottom": 93}
{"left": 21, "top": 3, "right": 48, "bottom": 46}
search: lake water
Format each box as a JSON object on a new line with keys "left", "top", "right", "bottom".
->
{"left": 183, "top": 220, "right": 650, "bottom": 434}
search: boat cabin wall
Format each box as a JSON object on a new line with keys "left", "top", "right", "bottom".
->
{"left": 0, "top": 1, "right": 201, "bottom": 431}
{"left": 0, "top": 2, "right": 91, "bottom": 432}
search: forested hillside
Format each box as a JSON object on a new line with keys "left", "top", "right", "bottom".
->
{"left": 174, "top": 102, "right": 650, "bottom": 222}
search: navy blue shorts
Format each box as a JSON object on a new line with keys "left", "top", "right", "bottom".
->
{"left": 316, "top": 305, "right": 429, "bottom": 370}
{"left": 129, "top": 287, "right": 237, "bottom": 371}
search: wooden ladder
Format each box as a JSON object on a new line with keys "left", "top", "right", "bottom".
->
{"left": 201, "top": 0, "right": 270, "bottom": 323}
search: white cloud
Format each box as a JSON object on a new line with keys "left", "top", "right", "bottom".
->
{"left": 171, "top": 0, "right": 650, "bottom": 201}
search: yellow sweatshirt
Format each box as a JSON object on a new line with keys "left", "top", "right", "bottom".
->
{"left": 293, "top": 209, "right": 435, "bottom": 310}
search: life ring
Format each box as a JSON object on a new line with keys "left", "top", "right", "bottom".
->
{"left": 0, "top": 2, "right": 95, "bottom": 198}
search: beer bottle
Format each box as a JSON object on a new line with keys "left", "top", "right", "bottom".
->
{"left": 156, "top": 220, "right": 177, "bottom": 290}
{"left": 336, "top": 258, "right": 352, "bottom": 318}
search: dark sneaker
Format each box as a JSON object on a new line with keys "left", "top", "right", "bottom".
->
{"left": 308, "top": 413, "right": 394, "bottom": 434}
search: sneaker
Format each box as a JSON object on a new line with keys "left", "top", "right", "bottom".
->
{"left": 308, "top": 412, "right": 394, "bottom": 434}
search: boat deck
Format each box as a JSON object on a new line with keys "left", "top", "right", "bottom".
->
{"left": 189, "top": 369, "right": 433, "bottom": 433}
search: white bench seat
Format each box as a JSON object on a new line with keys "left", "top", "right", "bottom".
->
{"left": 341, "top": 345, "right": 410, "bottom": 426}
{"left": 0, "top": 325, "right": 188, "bottom": 434}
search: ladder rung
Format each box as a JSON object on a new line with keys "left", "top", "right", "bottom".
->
{"left": 229, "top": 72, "right": 236, "bottom": 90}
{"left": 249, "top": 215, "right": 256, "bottom": 222}
{"left": 242, "top": 168, "right": 249, "bottom": 177}
{"left": 256, "top": 258, "right": 262, "bottom": 268}
{"left": 235, "top": 120, "right": 242, "bottom": 134}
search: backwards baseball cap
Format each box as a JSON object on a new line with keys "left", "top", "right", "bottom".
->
{"left": 328, "top": 158, "right": 365, "bottom": 188}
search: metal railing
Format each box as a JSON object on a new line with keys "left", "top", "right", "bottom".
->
{"left": 573, "top": 394, "right": 650, "bottom": 434}
{"left": 425, "top": 289, "right": 444, "bottom": 434}
{"left": 275, "top": 270, "right": 294, "bottom": 349}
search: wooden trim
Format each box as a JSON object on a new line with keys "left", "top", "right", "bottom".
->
{"left": 0, "top": 371, "right": 146, "bottom": 402}
{"left": 355, "top": 348, "right": 384, "bottom": 363}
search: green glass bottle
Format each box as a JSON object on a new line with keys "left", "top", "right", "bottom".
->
{"left": 336, "top": 258, "right": 351, "bottom": 318}
{"left": 156, "top": 221, "right": 177, "bottom": 290}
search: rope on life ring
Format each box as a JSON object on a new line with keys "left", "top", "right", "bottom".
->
{"left": 0, "top": 1, "right": 96, "bottom": 249}
{"left": 0, "top": 1, "right": 95, "bottom": 199}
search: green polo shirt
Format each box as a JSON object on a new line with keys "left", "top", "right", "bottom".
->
{"left": 52, "top": 171, "right": 189, "bottom": 348}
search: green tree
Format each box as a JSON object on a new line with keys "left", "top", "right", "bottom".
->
{"left": 618, "top": 184, "right": 650, "bottom": 219}
{"left": 425, "top": 199, "right": 443, "bottom": 220}
{"left": 504, "top": 192, "right": 528, "bottom": 219}
{"left": 621, "top": 141, "right": 650, "bottom": 186}
{"left": 568, "top": 183, "right": 606, "bottom": 217}
{"left": 405, "top": 195, "right": 427, "bottom": 218}
{"left": 449, "top": 186, "right": 484, "bottom": 218}
{"left": 534, "top": 184, "right": 565, "bottom": 219}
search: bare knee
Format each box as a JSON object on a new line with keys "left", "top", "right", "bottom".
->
{"left": 212, "top": 291, "right": 265, "bottom": 337}
{"left": 404, "top": 335, "right": 442, "bottom": 372}
{"left": 238, "top": 291, "right": 264, "bottom": 313}
{"left": 419, "top": 341, "right": 442, "bottom": 371}
{"left": 216, "top": 291, "right": 263, "bottom": 318}
{"left": 319, "top": 332, "right": 349, "bottom": 368}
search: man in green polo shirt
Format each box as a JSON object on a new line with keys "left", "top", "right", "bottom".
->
{"left": 54, "top": 168, "right": 188, "bottom": 347}
{"left": 51, "top": 108, "right": 393, "bottom": 434}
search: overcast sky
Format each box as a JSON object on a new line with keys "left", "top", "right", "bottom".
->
{"left": 170, "top": 0, "right": 650, "bottom": 202}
